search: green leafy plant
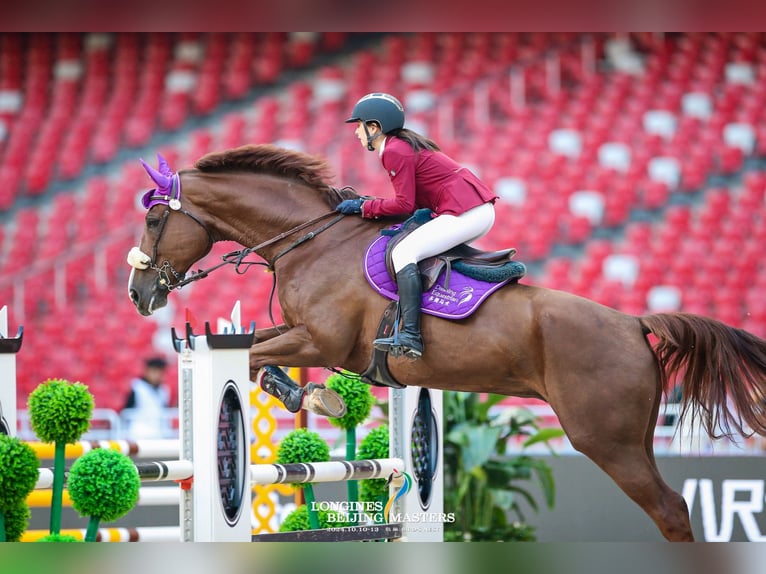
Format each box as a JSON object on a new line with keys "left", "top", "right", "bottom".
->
{"left": 1, "top": 500, "right": 31, "bottom": 542}
{"left": 356, "top": 425, "right": 389, "bottom": 507}
{"left": 0, "top": 435, "right": 40, "bottom": 541}
{"left": 27, "top": 378, "right": 94, "bottom": 535}
{"left": 443, "top": 392, "right": 563, "bottom": 542}
{"left": 279, "top": 504, "right": 350, "bottom": 532}
{"left": 67, "top": 448, "right": 140, "bottom": 541}
{"left": 326, "top": 371, "right": 374, "bottom": 520}
{"left": 277, "top": 428, "right": 330, "bottom": 530}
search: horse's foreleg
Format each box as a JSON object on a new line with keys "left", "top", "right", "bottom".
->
{"left": 253, "top": 324, "right": 289, "bottom": 343}
{"left": 249, "top": 324, "right": 330, "bottom": 372}
{"left": 249, "top": 325, "right": 346, "bottom": 418}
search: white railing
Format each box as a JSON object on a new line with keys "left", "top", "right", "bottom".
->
{"left": 16, "top": 407, "right": 179, "bottom": 442}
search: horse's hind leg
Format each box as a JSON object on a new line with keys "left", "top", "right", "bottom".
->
{"left": 585, "top": 443, "right": 694, "bottom": 541}
{"left": 559, "top": 386, "right": 694, "bottom": 541}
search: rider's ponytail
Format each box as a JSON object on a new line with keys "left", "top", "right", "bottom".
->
{"left": 389, "top": 128, "right": 441, "bottom": 152}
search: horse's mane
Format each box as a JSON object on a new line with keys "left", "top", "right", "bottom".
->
{"left": 194, "top": 144, "right": 341, "bottom": 198}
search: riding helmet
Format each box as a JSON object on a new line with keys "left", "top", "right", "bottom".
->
{"left": 345, "top": 93, "right": 405, "bottom": 134}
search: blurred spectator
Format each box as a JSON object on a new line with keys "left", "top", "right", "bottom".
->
{"left": 121, "top": 356, "right": 172, "bottom": 438}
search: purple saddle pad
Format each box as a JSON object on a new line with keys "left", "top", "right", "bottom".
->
{"left": 363, "top": 234, "right": 512, "bottom": 320}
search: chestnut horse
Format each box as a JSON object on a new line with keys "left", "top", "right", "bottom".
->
{"left": 127, "top": 144, "right": 766, "bottom": 541}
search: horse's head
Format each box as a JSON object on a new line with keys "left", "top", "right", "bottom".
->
{"left": 127, "top": 154, "right": 214, "bottom": 316}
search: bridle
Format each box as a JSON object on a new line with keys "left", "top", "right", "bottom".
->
{"left": 130, "top": 172, "right": 216, "bottom": 290}
{"left": 129, "top": 176, "right": 349, "bottom": 292}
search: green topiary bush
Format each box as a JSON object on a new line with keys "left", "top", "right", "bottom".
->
{"left": 357, "top": 425, "right": 390, "bottom": 504}
{"left": 0, "top": 435, "right": 40, "bottom": 509}
{"left": 67, "top": 448, "right": 140, "bottom": 536}
{"left": 2, "top": 500, "right": 31, "bottom": 542}
{"left": 325, "top": 372, "right": 374, "bottom": 430}
{"left": 279, "top": 504, "right": 350, "bottom": 532}
{"left": 276, "top": 429, "right": 331, "bottom": 530}
{"left": 276, "top": 429, "right": 330, "bottom": 471}
{"left": 28, "top": 379, "right": 93, "bottom": 444}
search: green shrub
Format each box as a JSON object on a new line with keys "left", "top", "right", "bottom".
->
{"left": 325, "top": 372, "right": 374, "bottom": 430}
{"left": 1, "top": 500, "right": 31, "bottom": 542}
{"left": 357, "top": 425, "right": 389, "bottom": 504}
{"left": 279, "top": 504, "right": 350, "bottom": 532}
{"left": 67, "top": 449, "right": 140, "bottom": 522}
{"left": 28, "top": 379, "right": 93, "bottom": 444}
{"left": 0, "top": 435, "right": 40, "bottom": 510}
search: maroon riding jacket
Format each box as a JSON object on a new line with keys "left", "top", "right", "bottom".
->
{"left": 361, "top": 136, "right": 498, "bottom": 219}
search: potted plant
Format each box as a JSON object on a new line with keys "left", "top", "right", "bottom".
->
{"left": 443, "top": 391, "right": 563, "bottom": 541}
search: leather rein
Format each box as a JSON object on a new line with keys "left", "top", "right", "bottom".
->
{"left": 159, "top": 209, "right": 347, "bottom": 291}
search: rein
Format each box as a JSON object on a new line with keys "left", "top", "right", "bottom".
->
{"left": 166, "top": 210, "right": 347, "bottom": 290}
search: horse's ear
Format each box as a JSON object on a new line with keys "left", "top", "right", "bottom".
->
{"left": 140, "top": 157, "right": 172, "bottom": 189}
{"left": 157, "top": 153, "right": 174, "bottom": 177}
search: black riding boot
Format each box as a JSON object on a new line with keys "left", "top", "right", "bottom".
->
{"left": 258, "top": 366, "right": 346, "bottom": 417}
{"left": 373, "top": 263, "right": 424, "bottom": 358}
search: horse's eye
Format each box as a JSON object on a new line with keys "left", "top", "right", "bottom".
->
{"left": 146, "top": 217, "right": 160, "bottom": 229}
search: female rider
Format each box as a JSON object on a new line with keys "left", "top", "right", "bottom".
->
{"left": 337, "top": 93, "right": 498, "bottom": 359}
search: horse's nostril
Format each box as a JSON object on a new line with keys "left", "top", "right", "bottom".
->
{"left": 129, "top": 288, "right": 139, "bottom": 305}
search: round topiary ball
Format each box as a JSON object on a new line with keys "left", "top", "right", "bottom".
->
{"left": 28, "top": 379, "right": 94, "bottom": 444}
{"left": 0, "top": 435, "right": 40, "bottom": 510}
{"left": 276, "top": 428, "right": 329, "bottom": 490}
{"left": 67, "top": 449, "right": 140, "bottom": 522}
{"left": 2, "top": 500, "right": 31, "bottom": 541}
{"left": 277, "top": 428, "right": 330, "bottom": 465}
{"left": 357, "top": 425, "right": 390, "bottom": 504}
{"left": 325, "top": 372, "right": 374, "bottom": 430}
{"left": 279, "top": 504, "right": 349, "bottom": 532}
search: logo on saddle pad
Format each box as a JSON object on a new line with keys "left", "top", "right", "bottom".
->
{"left": 363, "top": 234, "right": 521, "bottom": 320}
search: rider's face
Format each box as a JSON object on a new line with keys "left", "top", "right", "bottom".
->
{"left": 355, "top": 121, "right": 380, "bottom": 149}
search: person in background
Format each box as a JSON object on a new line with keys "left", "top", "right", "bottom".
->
{"left": 122, "top": 355, "right": 172, "bottom": 438}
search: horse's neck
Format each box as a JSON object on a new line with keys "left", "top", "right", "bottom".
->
{"left": 191, "top": 172, "right": 330, "bottom": 249}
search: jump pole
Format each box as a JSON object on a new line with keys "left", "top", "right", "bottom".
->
{"left": 0, "top": 305, "right": 23, "bottom": 437}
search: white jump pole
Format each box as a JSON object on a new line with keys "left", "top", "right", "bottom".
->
{"left": 250, "top": 458, "right": 403, "bottom": 485}
{"left": 389, "top": 386, "right": 444, "bottom": 542}
{"left": 34, "top": 458, "right": 403, "bottom": 490}
{"left": 0, "top": 305, "right": 23, "bottom": 437}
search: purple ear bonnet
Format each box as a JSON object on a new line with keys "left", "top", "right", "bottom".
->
{"left": 140, "top": 153, "right": 181, "bottom": 209}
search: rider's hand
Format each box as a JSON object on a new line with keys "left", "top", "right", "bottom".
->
{"left": 336, "top": 198, "right": 364, "bottom": 215}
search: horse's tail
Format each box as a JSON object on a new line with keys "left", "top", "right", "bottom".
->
{"left": 640, "top": 312, "right": 766, "bottom": 440}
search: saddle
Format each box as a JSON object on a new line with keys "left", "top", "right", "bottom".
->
{"left": 383, "top": 209, "right": 517, "bottom": 291}
{"left": 360, "top": 208, "right": 525, "bottom": 390}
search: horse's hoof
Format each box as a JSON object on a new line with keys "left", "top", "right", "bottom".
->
{"left": 304, "top": 384, "right": 347, "bottom": 418}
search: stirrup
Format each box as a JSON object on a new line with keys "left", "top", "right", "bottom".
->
{"left": 374, "top": 333, "right": 423, "bottom": 359}
{"left": 389, "top": 342, "right": 423, "bottom": 359}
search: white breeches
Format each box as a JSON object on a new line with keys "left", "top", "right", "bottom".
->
{"left": 391, "top": 202, "right": 496, "bottom": 272}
